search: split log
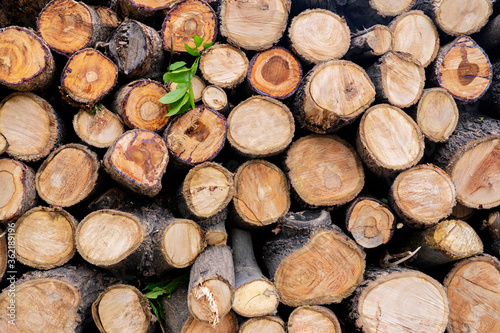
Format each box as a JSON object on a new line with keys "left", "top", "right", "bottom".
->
{"left": 240, "top": 316, "right": 285, "bottom": 333}
{"left": 433, "top": 36, "right": 492, "bottom": 103}
{"left": 232, "top": 160, "right": 290, "bottom": 228}
{"left": 0, "top": 133, "right": 7, "bottom": 155}
{"left": 356, "top": 103, "right": 425, "bottom": 177}
{"left": 367, "top": 51, "right": 425, "bottom": 108}
{"left": 389, "top": 10, "right": 439, "bottom": 67}
{"left": 15, "top": 206, "right": 77, "bottom": 270}
{"left": 0, "top": 264, "right": 118, "bottom": 333}
{"left": 164, "top": 105, "right": 226, "bottom": 167}
{"left": 288, "top": 9, "right": 350, "bottom": 64}
{"left": 219, "top": 0, "right": 290, "bottom": 51}
{"left": 406, "top": 219, "right": 484, "bottom": 268}
{"left": 112, "top": 79, "right": 170, "bottom": 131}
{"left": 288, "top": 306, "right": 342, "bottom": 333}
{"left": 247, "top": 47, "right": 302, "bottom": 99}
{"left": 104, "top": 129, "right": 169, "bottom": 197}
{"left": 389, "top": 164, "right": 456, "bottom": 228}
{"left": 483, "top": 211, "right": 500, "bottom": 257}
{"left": 117, "top": 0, "right": 177, "bottom": 19}
{"left": 168, "top": 76, "right": 205, "bottom": 103}
{"left": 161, "top": 0, "right": 217, "bottom": 53}
{"left": 0, "top": 26, "right": 55, "bottom": 91}
{"left": 231, "top": 228, "right": 279, "bottom": 317}
{"left": 199, "top": 44, "right": 249, "bottom": 89}
{"left": 413, "top": 87, "right": 458, "bottom": 142}
{"left": 60, "top": 48, "right": 118, "bottom": 109}
{"left": 294, "top": 60, "right": 375, "bottom": 134}
{"left": 345, "top": 197, "right": 395, "bottom": 249}
{"left": 201, "top": 85, "right": 228, "bottom": 114}
{"left": 73, "top": 105, "right": 125, "bottom": 149}
{"left": 108, "top": 20, "right": 164, "bottom": 80}
{"left": 227, "top": 96, "right": 294, "bottom": 158}
{"left": 347, "top": 24, "right": 393, "bottom": 60}
{"left": 349, "top": 267, "right": 449, "bottom": 333}
{"left": 36, "top": 143, "right": 99, "bottom": 207}
{"left": 286, "top": 134, "right": 364, "bottom": 208}
{"left": 188, "top": 245, "right": 235, "bottom": 325}
{"left": 444, "top": 254, "right": 500, "bottom": 333}
{"left": 0, "top": 92, "right": 59, "bottom": 162}
{"left": 94, "top": 6, "right": 121, "bottom": 38}
{"left": 92, "top": 284, "right": 155, "bottom": 333}
{"left": 0, "top": 158, "right": 36, "bottom": 223}
{"left": 38, "top": 0, "right": 106, "bottom": 56}
{"left": 262, "top": 210, "right": 366, "bottom": 306}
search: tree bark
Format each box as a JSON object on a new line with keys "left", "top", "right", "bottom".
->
{"left": 0, "top": 92, "right": 60, "bottom": 162}
{"left": 347, "top": 24, "right": 393, "bottom": 60}
{"left": 0, "top": 26, "right": 55, "bottom": 91}
{"left": 199, "top": 44, "right": 249, "bottom": 89}
{"left": 0, "top": 133, "right": 7, "bottom": 154}
{"left": 483, "top": 211, "right": 500, "bottom": 257}
{"left": 117, "top": 0, "right": 177, "bottom": 20}
{"left": 240, "top": 316, "right": 286, "bottom": 333}
{"left": 227, "top": 96, "right": 294, "bottom": 158}
{"left": 104, "top": 129, "right": 169, "bottom": 197}
{"left": 0, "top": 229, "right": 7, "bottom": 280}
{"left": 286, "top": 134, "right": 365, "bottom": 208}
{"left": 201, "top": 85, "right": 229, "bottom": 114}
{"left": 0, "top": 0, "right": 51, "bottom": 28}
{"left": 262, "top": 210, "right": 366, "bottom": 306}
{"left": 288, "top": 306, "right": 342, "bottom": 333}
{"left": 73, "top": 105, "right": 125, "bottom": 149}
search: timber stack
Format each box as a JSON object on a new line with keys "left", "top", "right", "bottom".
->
{"left": 1, "top": 0, "right": 500, "bottom": 332}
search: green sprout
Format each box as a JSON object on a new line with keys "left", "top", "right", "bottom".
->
{"left": 89, "top": 102, "right": 104, "bottom": 115}
{"left": 159, "top": 35, "right": 214, "bottom": 117}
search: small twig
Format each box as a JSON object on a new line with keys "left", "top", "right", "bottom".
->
{"left": 381, "top": 247, "right": 421, "bottom": 268}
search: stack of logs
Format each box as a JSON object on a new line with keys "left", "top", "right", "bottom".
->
{"left": 1, "top": 0, "right": 500, "bottom": 332}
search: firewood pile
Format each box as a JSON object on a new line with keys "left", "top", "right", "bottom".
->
{"left": 1, "top": 0, "right": 500, "bottom": 332}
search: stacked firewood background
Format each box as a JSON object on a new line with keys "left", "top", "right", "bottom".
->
{"left": 1, "top": 0, "right": 500, "bottom": 332}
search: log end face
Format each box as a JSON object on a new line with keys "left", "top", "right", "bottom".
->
{"left": 73, "top": 107, "right": 125, "bottom": 149}
{"left": 162, "top": 219, "right": 205, "bottom": 268}
{"left": 417, "top": 88, "right": 458, "bottom": 142}
{"left": 288, "top": 306, "right": 342, "bottom": 333}
{"left": 188, "top": 279, "right": 233, "bottom": 325}
{"left": 233, "top": 279, "right": 279, "bottom": 317}
{"left": 435, "top": 0, "right": 492, "bottom": 36}
{"left": 0, "top": 158, "right": 35, "bottom": 222}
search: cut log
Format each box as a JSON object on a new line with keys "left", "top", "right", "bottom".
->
{"left": 294, "top": 60, "right": 375, "bottom": 133}
{"left": 231, "top": 228, "right": 279, "bottom": 317}
{"left": 36, "top": 143, "right": 99, "bottom": 207}
{"left": 104, "top": 129, "right": 169, "bottom": 197}
{"left": 345, "top": 197, "right": 395, "bottom": 249}
{"left": 201, "top": 85, "right": 228, "bottom": 114}
{"left": 161, "top": 0, "right": 217, "bottom": 53}
{"left": 199, "top": 44, "right": 249, "bottom": 89}
{"left": 0, "top": 264, "right": 117, "bottom": 333}
{"left": 288, "top": 306, "right": 342, "bottom": 333}
{"left": 247, "top": 47, "right": 301, "bottom": 100}
{"left": 0, "top": 26, "right": 55, "bottom": 91}
{"left": 240, "top": 316, "right": 285, "bottom": 333}
{"left": 168, "top": 75, "right": 205, "bottom": 103}
{"left": 94, "top": 6, "right": 121, "bottom": 38}
{"left": 188, "top": 245, "right": 235, "bottom": 325}
{"left": 389, "top": 10, "right": 439, "bottom": 67}
{"left": 349, "top": 267, "right": 449, "bottom": 333}
{"left": 369, "top": 0, "right": 416, "bottom": 17}
{"left": 444, "top": 254, "right": 500, "bottom": 333}
{"left": 117, "top": 0, "right": 177, "bottom": 19}
{"left": 73, "top": 105, "right": 125, "bottom": 149}
{"left": 164, "top": 105, "right": 226, "bottom": 167}
{"left": 232, "top": 160, "right": 290, "bottom": 228}
{"left": 346, "top": 0, "right": 416, "bottom": 30}
{"left": 0, "top": 158, "right": 36, "bottom": 223}
{"left": 92, "top": 284, "right": 155, "bottom": 333}
{"left": 60, "top": 48, "right": 118, "bottom": 109}
{"left": 288, "top": 9, "right": 350, "bottom": 64}
{"left": 389, "top": 164, "right": 456, "bottom": 228}
{"left": 108, "top": 19, "right": 165, "bottom": 80}
{"left": 38, "top": 0, "right": 106, "bottom": 56}
{"left": 433, "top": 36, "right": 492, "bottom": 103}
{"left": 347, "top": 24, "right": 393, "bottom": 60}
{"left": 112, "top": 79, "right": 170, "bottom": 131}
{"left": 219, "top": 0, "right": 290, "bottom": 51}
{"left": 0, "top": 133, "right": 7, "bottom": 155}
{"left": 15, "top": 206, "right": 77, "bottom": 270}
{"left": 483, "top": 211, "right": 500, "bottom": 257}
{"left": 0, "top": 92, "right": 59, "bottom": 162}
{"left": 367, "top": 51, "right": 425, "bottom": 108}
{"left": 407, "top": 219, "right": 484, "bottom": 268}
{"left": 227, "top": 96, "right": 294, "bottom": 158}
{"left": 414, "top": 87, "right": 458, "bottom": 142}
{"left": 263, "top": 210, "right": 366, "bottom": 306}
{"left": 286, "top": 134, "right": 364, "bottom": 208}
{"left": 357, "top": 103, "right": 425, "bottom": 177}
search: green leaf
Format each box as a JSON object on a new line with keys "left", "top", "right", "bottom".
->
{"left": 380, "top": 198, "right": 388, "bottom": 204}
{"left": 158, "top": 86, "right": 188, "bottom": 104}
{"left": 145, "top": 287, "right": 168, "bottom": 299}
{"left": 169, "top": 67, "right": 191, "bottom": 74}
{"left": 188, "top": 81, "right": 195, "bottom": 110}
{"left": 149, "top": 300, "right": 164, "bottom": 322}
{"left": 164, "top": 71, "right": 190, "bottom": 83}
{"left": 184, "top": 43, "right": 199, "bottom": 57}
{"left": 203, "top": 41, "right": 214, "bottom": 50}
{"left": 169, "top": 61, "right": 187, "bottom": 71}
{"left": 166, "top": 94, "right": 190, "bottom": 116}
{"left": 194, "top": 35, "right": 203, "bottom": 48}
{"left": 190, "top": 57, "right": 200, "bottom": 78}
{"left": 479, "top": 116, "right": 484, "bottom": 121}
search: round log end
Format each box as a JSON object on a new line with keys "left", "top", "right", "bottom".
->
{"left": 161, "top": 219, "right": 205, "bottom": 268}
{"left": 199, "top": 44, "right": 249, "bottom": 89}
{"left": 369, "top": 0, "right": 416, "bottom": 17}
{"left": 233, "top": 279, "right": 279, "bottom": 318}
{"left": 240, "top": 316, "right": 285, "bottom": 333}
{"left": 188, "top": 279, "right": 233, "bottom": 324}
{"left": 288, "top": 306, "right": 342, "bottom": 333}
{"left": 201, "top": 85, "right": 228, "bottom": 113}
{"left": 73, "top": 107, "right": 125, "bottom": 149}
{"left": 416, "top": 88, "right": 458, "bottom": 142}
{"left": 434, "top": 0, "right": 492, "bottom": 36}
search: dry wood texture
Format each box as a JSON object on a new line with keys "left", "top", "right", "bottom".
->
{"left": 240, "top": 316, "right": 285, "bottom": 333}
{"left": 95, "top": 6, "right": 121, "bottom": 37}
{"left": 444, "top": 254, "right": 500, "bottom": 333}
{"left": 357, "top": 104, "right": 425, "bottom": 176}
{"left": 15, "top": 206, "right": 77, "bottom": 270}
{"left": 288, "top": 306, "right": 342, "bottom": 333}
{"left": 288, "top": 9, "right": 350, "bottom": 64}
{"left": 73, "top": 105, "right": 125, "bottom": 148}
{"left": 0, "top": 92, "right": 59, "bottom": 162}
{"left": 348, "top": 24, "right": 393, "bottom": 60}
{"left": 199, "top": 44, "right": 248, "bottom": 89}
{"left": 0, "top": 26, "right": 55, "bottom": 91}
{"left": 220, "top": 0, "right": 290, "bottom": 51}
{"left": 369, "top": 0, "right": 416, "bottom": 16}
{"left": 117, "top": 0, "right": 177, "bottom": 19}
{"left": 182, "top": 312, "right": 238, "bottom": 333}
{"left": 35, "top": 143, "right": 99, "bottom": 207}
{"left": 201, "top": 85, "right": 228, "bottom": 113}
{"left": 227, "top": 96, "right": 294, "bottom": 158}
{"left": 0, "top": 133, "right": 7, "bottom": 155}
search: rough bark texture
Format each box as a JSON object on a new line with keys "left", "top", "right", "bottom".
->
{"left": 483, "top": 211, "right": 500, "bottom": 257}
